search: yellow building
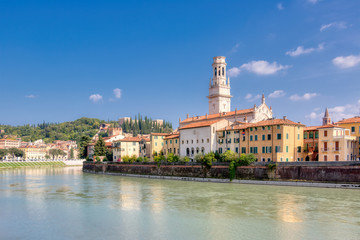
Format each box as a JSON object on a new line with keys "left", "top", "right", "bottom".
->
{"left": 163, "top": 132, "right": 180, "bottom": 157}
{"left": 150, "top": 133, "right": 168, "bottom": 159}
{"left": 317, "top": 124, "right": 357, "bottom": 161}
{"left": 19, "top": 146, "right": 47, "bottom": 160}
{"left": 217, "top": 117, "right": 305, "bottom": 162}
{"left": 112, "top": 137, "right": 141, "bottom": 162}
{"left": 336, "top": 116, "right": 360, "bottom": 160}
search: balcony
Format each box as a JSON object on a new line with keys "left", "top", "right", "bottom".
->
{"left": 321, "top": 148, "right": 328, "bottom": 152}
{"left": 332, "top": 147, "right": 341, "bottom": 152}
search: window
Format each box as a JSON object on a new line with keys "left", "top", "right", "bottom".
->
{"left": 254, "top": 147, "right": 258, "bottom": 154}
{"left": 250, "top": 135, "right": 253, "bottom": 141}
{"left": 222, "top": 67, "right": 224, "bottom": 76}
{"left": 166, "top": 140, "right": 168, "bottom": 144}
{"left": 267, "top": 134, "right": 271, "bottom": 140}
{"left": 304, "top": 132, "right": 307, "bottom": 139}
{"left": 351, "top": 126, "right": 355, "bottom": 133}
{"left": 262, "top": 135, "right": 265, "bottom": 141}
{"left": 235, "top": 147, "right": 239, "bottom": 153}
{"left": 262, "top": 127, "right": 265, "bottom": 130}
{"left": 297, "top": 134, "right": 300, "bottom": 140}
{"left": 254, "top": 135, "right": 258, "bottom": 141}
{"left": 324, "top": 130, "right": 328, "bottom": 137}
{"left": 196, "top": 140, "right": 199, "bottom": 143}
{"left": 219, "top": 148, "right": 223, "bottom": 154}
{"left": 227, "top": 131, "right": 231, "bottom": 135}
{"left": 275, "top": 146, "right": 281, "bottom": 153}
{"left": 268, "top": 158, "right": 271, "bottom": 162}
{"left": 324, "top": 155, "right": 327, "bottom": 161}
{"left": 170, "top": 140, "right": 172, "bottom": 144}
{"left": 202, "top": 139, "right": 204, "bottom": 143}
{"left": 286, "top": 146, "right": 288, "bottom": 153}
{"left": 297, "top": 146, "right": 301, "bottom": 153}
{"left": 268, "top": 126, "right": 271, "bottom": 130}
{"left": 277, "top": 125, "right": 280, "bottom": 129}
{"left": 254, "top": 127, "right": 257, "bottom": 131}
{"left": 335, "top": 155, "right": 339, "bottom": 161}
{"left": 207, "top": 139, "right": 209, "bottom": 143}
{"left": 242, "top": 136, "right": 246, "bottom": 141}
{"left": 286, "top": 133, "right": 288, "bottom": 140}
{"left": 315, "top": 131, "right": 319, "bottom": 139}
{"left": 262, "top": 146, "right": 265, "bottom": 153}
{"left": 155, "top": 142, "right": 157, "bottom": 146}
{"left": 277, "top": 134, "right": 281, "bottom": 140}
{"left": 176, "top": 139, "right": 178, "bottom": 144}
{"left": 250, "top": 127, "right": 253, "bottom": 131}
{"left": 191, "top": 140, "right": 193, "bottom": 144}
{"left": 214, "top": 67, "right": 217, "bottom": 76}
{"left": 250, "top": 147, "right": 253, "bottom": 153}
{"left": 187, "top": 140, "right": 189, "bottom": 144}
{"left": 242, "top": 147, "right": 246, "bottom": 153}
{"left": 286, "top": 158, "right": 288, "bottom": 162}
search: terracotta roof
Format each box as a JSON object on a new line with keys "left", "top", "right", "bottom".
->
{"left": 140, "top": 137, "right": 150, "bottom": 142}
{"left": 336, "top": 116, "right": 360, "bottom": 124}
{"left": 180, "top": 108, "right": 254, "bottom": 123}
{"left": 217, "top": 118, "right": 304, "bottom": 131}
{"left": 151, "top": 133, "right": 169, "bottom": 136}
{"left": 317, "top": 124, "right": 344, "bottom": 129}
{"left": 164, "top": 134, "right": 180, "bottom": 140}
{"left": 304, "top": 126, "right": 322, "bottom": 131}
{"left": 179, "top": 120, "right": 222, "bottom": 130}
{"left": 117, "top": 137, "right": 142, "bottom": 142}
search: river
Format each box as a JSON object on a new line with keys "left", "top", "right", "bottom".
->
{"left": 0, "top": 167, "right": 359, "bottom": 240}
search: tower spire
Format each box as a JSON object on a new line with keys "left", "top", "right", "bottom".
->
{"left": 322, "top": 107, "right": 331, "bottom": 125}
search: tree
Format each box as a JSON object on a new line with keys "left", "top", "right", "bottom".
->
{"left": 7, "top": 148, "right": 24, "bottom": 159}
{"left": 79, "top": 135, "right": 91, "bottom": 159}
{"left": 49, "top": 148, "right": 66, "bottom": 159}
{"left": 0, "top": 149, "right": 8, "bottom": 160}
{"left": 70, "top": 148, "right": 74, "bottom": 159}
{"left": 105, "top": 149, "right": 113, "bottom": 162}
{"left": 222, "top": 150, "right": 237, "bottom": 162}
{"left": 167, "top": 153, "right": 175, "bottom": 163}
{"left": 94, "top": 136, "right": 106, "bottom": 156}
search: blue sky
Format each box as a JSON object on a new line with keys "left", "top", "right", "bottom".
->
{"left": 1, "top": 0, "right": 360, "bottom": 127}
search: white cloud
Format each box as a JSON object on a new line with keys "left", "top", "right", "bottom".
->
{"left": 230, "top": 43, "right": 240, "bottom": 53}
{"left": 245, "top": 93, "right": 261, "bottom": 102}
{"left": 89, "top": 94, "right": 103, "bottom": 103}
{"left": 25, "top": 94, "right": 36, "bottom": 99}
{"left": 227, "top": 67, "right": 242, "bottom": 77}
{"left": 328, "top": 103, "right": 360, "bottom": 122}
{"left": 306, "top": 112, "right": 322, "bottom": 120}
{"left": 290, "top": 93, "right": 317, "bottom": 101}
{"left": 332, "top": 55, "right": 360, "bottom": 69}
{"left": 286, "top": 43, "right": 324, "bottom": 57}
{"left": 268, "top": 90, "right": 285, "bottom": 98}
{"left": 113, "top": 88, "right": 122, "bottom": 99}
{"left": 229, "top": 60, "right": 290, "bottom": 77}
{"left": 320, "top": 21, "right": 347, "bottom": 32}
{"left": 277, "top": 3, "right": 284, "bottom": 10}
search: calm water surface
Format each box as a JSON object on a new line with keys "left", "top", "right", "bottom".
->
{"left": 0, "top": 167, "right": 359, "bottom": 240}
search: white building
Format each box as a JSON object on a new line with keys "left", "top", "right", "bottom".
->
{"left": 179, "top": 119, "right": 230, "bottom": 159}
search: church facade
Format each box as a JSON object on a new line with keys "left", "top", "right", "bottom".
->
{"left": 178, "top": 56, "right": 274, "bottom": 158}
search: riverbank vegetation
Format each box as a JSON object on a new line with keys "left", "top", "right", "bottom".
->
{"left": 0, "top": 161, "right": 65, "bottom": 168}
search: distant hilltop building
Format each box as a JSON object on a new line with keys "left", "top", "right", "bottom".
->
{"left": 322, "top": 108, "right": 331, "bottom": 126}
{"left": 118, "top": 117, "right": 164, "bottom": 126}
{"left": 179, "top": 56, "right": 273, "bottom": 128}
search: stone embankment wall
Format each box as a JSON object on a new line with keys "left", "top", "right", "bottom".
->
{"left": 83, "top": 162, "right": 360, "bottom": 183}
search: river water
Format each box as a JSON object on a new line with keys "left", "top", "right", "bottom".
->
{"left": 0, "top": 167, "right": 359, "bottom": 240}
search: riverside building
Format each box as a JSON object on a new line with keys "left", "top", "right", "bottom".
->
{"left": 216, "top": 117, "right": 305, "bottom": 162}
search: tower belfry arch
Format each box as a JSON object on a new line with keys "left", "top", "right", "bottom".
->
{"left": 207, "top": 56, "right": 232, "bottom": 115}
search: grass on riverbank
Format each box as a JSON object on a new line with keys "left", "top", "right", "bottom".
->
{"left": 0, "top": 161, "right": 65, "bottom": 168}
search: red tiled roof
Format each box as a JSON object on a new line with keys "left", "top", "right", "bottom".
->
{"left": 179, "top": 120, "right": 222, "bottom": 130}
{"left": 217, "top": 118, "right": 304, "bottom": 131}
{"left": 151, "top": 133, "right": 169, "bottom": 136}
{"left": 180, "top": 108, "right": 254, "bottom": 123}
{"left": 304, "top": 126, "right": 322, "bottom": 131}
{"left": 336, "top": 116, "right": 360, "bottom": 124}
{"left": 117, "top": 137, "right": 142, "bottom": 142}
{"left": 164, "top": 134, "right": 180, "bottom": 140}
{"left": 317, "top": 124, "right": 344, "bottom": 129}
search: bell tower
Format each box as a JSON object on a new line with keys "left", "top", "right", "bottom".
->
{"left": 207, "top": 56, "right": 232, "bottom": 115}
{"left": 322, "top": 108, "right": 331, "bottom": 125}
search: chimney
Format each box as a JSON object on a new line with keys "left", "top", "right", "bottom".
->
{"left": 283, "top": 116, "right": 287, "bottom": 120}
{"left": 187, "top": 113, "right": 189, "bottom": 118}
{"left": 205, "top": 113, "right": 208, "bottom": 119}
{"left": 179, "top": 118, "right": 181, "bottom": 123}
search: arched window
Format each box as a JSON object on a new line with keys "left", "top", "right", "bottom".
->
{"left": 186, "top": 148, "right": 190, "bottom": 156}
{"left": 214, "top": 67, "right": 217, "bottom": 76}
{"left": 196, "top": 147, "right": 199, "bottom": 154}
{"left": 191, "top": 148, "right": 194, "bottom": 156}
{"left": 201, "top": 147, "right": 205, "bottom": 154}
{"left": 222, "top": 67, "right": 224, "bottom": 76}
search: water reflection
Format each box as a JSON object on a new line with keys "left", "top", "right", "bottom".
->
{"left": 0, "top": 167, "right": 360, "bottom": 240}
